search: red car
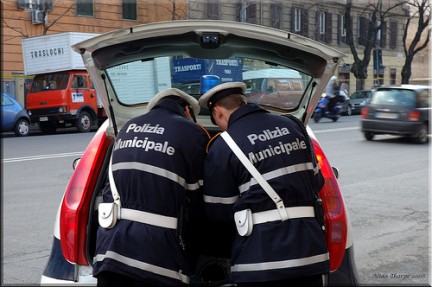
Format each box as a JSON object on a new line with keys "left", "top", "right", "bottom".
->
{"left": 40, "top": 20, "right": 359, "bottom": 286}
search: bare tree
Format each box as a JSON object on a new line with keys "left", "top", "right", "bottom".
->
{"left": 156, "top": 0, "right": 187, "bottom": 20}
{"left": 344, "top": 0, "right": 406, "bottom": 89}
{"left": 39, "top": 0, "right": 75, "bottom": 35}
{"left": 401, "top": 0, "right": 430, "bottom": 84}
{"left": 2, "top": 0, "right": 75, "bottom": 38}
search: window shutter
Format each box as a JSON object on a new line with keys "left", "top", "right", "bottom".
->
{"left": 358, "top": 16, "right": 367, "bottom": 46}
{"left": 247, "top": 2, "right": 257, "bottom": 24}
{"left": 326, "top": 12, "right": 332, "bottom": 43}
{"left": 207, "top": 0, "right": 220, "bottom": 20}
{"left": 389, "top": 21, "right": 397, "bottom": 49}
{"left": 380, "top": 21, "right": 387, "bottom": 48}
{"left": 302, "top": 9, "right": 309, "bottom": 37}
{"left": 291, "top": 7, "right": 296, "bottom": 33}
{"left": 271, "top": 4, "right": 282, "bottom": 29}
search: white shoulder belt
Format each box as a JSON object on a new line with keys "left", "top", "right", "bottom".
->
{"left": 98, "top": 155, "right": 178, "bottom": 230}
{"left": 220, "top": 131, "right": 315, "bottom": 227}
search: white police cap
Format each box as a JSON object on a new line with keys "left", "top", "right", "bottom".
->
{"left": 198, "top": 82, "right": 246, "bottom": 109}
{"left": 146, "top": 88, "right": 200, "bottom": 117}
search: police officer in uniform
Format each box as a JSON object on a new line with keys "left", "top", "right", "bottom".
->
{"left": 198, "top": 82, "right": 330, "bottom": 287}
{"left": 93, "top": 88, "right": 209, "bottom": 286}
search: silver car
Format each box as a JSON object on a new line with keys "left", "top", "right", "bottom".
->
{"left": 40, "top": 20, "right": 359, "bottom": 286}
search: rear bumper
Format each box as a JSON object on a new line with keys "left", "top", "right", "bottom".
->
{"left": 30, "top": 114, "right": 74, "bottom": 124}
{"left": 361, "top": 119, "right": 426, "bottom": 136}
{"left": 41, "top": 236, "right": 360, "bottom": 286}
{"left": 329, "top": 245, "right": 360, "bottom": 286}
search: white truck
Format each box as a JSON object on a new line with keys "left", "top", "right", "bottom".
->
{"left": 22, "top": 32, "right": 106, "bottom": 133}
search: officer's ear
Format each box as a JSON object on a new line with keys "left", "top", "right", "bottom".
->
{"left": 184, "top": 105, "right": 196, "bottom": 122}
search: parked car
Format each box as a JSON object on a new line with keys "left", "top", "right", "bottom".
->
{"left": 361, "top": 85, "right": 431, "bottom": 144}
{"left": 1, "top": 92, "right": 30, "bottom": 136}
{"left": 350, "top": 90, "right": 373, "bottom": 115}
{"left": 40, "top": 20, "right": 359, "bottom": 286}
{"left": 340, "top": 97, "right": 353, "bottom": 116}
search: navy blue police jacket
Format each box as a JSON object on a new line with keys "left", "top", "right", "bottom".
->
{"left": 93, "top": 99, "right": 209, "bottom": 286}
{"left": 203, "top": 104, "right": 330, "bottom": 283}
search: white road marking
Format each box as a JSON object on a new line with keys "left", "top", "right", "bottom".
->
{"left": 2, "top": 152, "right": 83, "bottom": 163}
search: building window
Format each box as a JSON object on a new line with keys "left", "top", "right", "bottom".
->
{"left": 18, "top": 0, "right": 53, "bottom": 11}
{"left": 77, "top": 0, "right": 93, "bottom": 16}
{"left": 317, "top": 12, "right": 332, "bottom": 43}
{"left": 122, "top": 0, "right": 137, "bottom": 20}
{"left": 206, "top": 0, "right": 219, "bottom": 20}
{"left": 270, "top": 4, "right": 282, "bottom": 29}
{"left": 292, "top": 7, "right": 308, "bottom": 37}
{"left": 358, "top": 16, "right": 368, "bottom": 46}
{"left": 389, "top": 21, "right": 398, "bottom": 49}
{"left": 246, "top": 2, "right": 257, "bottom": 24}
{"left": 340, "top": 14, "right": 346, "bottom": 37}
{"left": 319, "top": 12, "right": 326, "bottom": 35}
{"left": 237, "top": 1, "right": 257, "bottom": 24}
{"left": 338, "top": 14, "right": 347, "bottom": 44}
{"left": 294, "top": 8, "right": 301, "bottom": 32}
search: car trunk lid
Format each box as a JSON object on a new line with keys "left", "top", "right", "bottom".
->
{"left": 72, "top": 20, "right": 345, "bottom": 135}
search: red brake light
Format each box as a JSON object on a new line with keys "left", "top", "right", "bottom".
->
{"left": 312, "top": 138, "right": 347, "bottom": 272}
{"left": 60, "top": 123, "right": 113, "bottom": 265}
{"left": 361, "top": 106, "right": 368, "bottom": 118}
{"left": 408, "top": 110, "right": 421, "bottom": 121}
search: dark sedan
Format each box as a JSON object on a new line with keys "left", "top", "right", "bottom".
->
{"left": 361, "top": 85, "right": 430, "bottom": 144}
{"left": 350, "top": 90, "right": 372, "bottom": 115}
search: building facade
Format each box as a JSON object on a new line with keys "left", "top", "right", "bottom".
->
{"left": 2, "top": 0, "right": 188, "bottom": 105}
{"left": 1, "top": 0, "right": 427, "bottom": 106}
{"left": 188, "top": 0, "right": 415, "bottom": 94}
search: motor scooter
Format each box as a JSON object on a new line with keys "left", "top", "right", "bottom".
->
{"left": 313, "top": 93, "right": 344, "bottom": 123}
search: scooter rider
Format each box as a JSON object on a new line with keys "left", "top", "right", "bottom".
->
{"left": 199, "top": 82, "right": 330, "bottom": 286}
{"left": 93, "top": 88, "right": 209, "bottom": 287}
{"left": 325, "top": 76, "right": 341, "bottom": 113}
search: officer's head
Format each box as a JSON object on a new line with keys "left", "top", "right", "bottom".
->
{"left": 147, "top": 88, "right": 200, "bottom": 122}
{"left": 198, "top": 82, "right": 246, "bottom": 130}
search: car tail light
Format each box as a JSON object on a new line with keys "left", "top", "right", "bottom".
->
{"left": 60, "top": 123, "right": 113, "bottom": 265}
{"left": 312, "top": 138, "right": 347, "bottom": 272}
{"left": 361, "top": 107, "right": 368, "bottom": 118}
{"left": 408, "top": 110, "right": 421, "bottom": 121}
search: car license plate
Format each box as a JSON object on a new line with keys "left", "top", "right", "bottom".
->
{"left": 375, "top": 112, "right": 398, "bottom": 119}
{"left": 39, "top": 116, "right": 48, "bottom": 121}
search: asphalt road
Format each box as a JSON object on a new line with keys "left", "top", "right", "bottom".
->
{"left": 1, "top": 115, "right": 430, "bottom": 286}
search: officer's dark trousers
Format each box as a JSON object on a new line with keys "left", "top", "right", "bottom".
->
{"left": 97, "top": 271, "right": 187, "bottom": 287}
{"left": 236, "top": 273, "right": 325, "bottom": 287}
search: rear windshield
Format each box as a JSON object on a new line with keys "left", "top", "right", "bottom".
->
{"left": 105, "top": 56, "right": 312, "bottom": 111}
{"left": 371, "top": 89, "right": 416, "bottom": 107}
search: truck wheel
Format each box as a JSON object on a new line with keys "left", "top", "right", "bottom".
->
{"left": 14, "top": 118, "right": 30, "bottom": 136}
{"left": 76, "top": 111, "right": 92, "bottom": 133}
{"left": 39, "top": 122, "right": 57, "bottom": 134}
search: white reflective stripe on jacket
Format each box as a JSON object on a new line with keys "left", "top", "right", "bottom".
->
{"left": 238, "top": 162, "right": 319, "bottom": 193}
{"left": 94, "top": 251, "right": 190, "bottom": 284}
{"left": 113, "top": 161, "right": 203, "bottom": 191}
{"left": 231, "top": 252, "right": 329, "bottom": 273}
